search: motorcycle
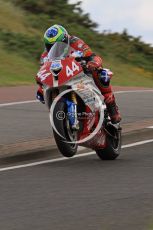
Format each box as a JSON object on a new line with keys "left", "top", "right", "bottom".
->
{"left": 36, "top": 41, "right": 121, "bottom": 160}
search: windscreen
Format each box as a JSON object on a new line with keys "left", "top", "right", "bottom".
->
{"left": 48, "top": 42, "right": 70, "bottom": 61}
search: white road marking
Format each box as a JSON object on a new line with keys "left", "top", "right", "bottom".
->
{"left": 0, "top": 100, "right": 37, "bottom": 108}
{"left": 0, "top": 139, "right": 153, "bottom": 172}
{"left": 115, "top": 90, "right": 153, "bottom": 94}
{"left": 0, "top": 89, "right": 152, "bottom": 171}
{"left": 122, "top": 139, "right": 153, "bottom": 148}
{"left": 147, "top": 126, "right": 153, "bottom": 129}
{"left": 0, "top": 90, "right": 152, "bottom": 107}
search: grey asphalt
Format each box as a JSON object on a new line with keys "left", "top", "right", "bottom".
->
{"left": 116, "top": 91, "right": 153, "bottom": 123}
{"left": 0, "top": 91, "right": 153, "bottom": 145}
{"left": 0, "top": 142, "right": 153, "bottom": 230}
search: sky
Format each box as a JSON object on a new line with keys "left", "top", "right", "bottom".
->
{"left": 69, "top": 0, "right": 153, "bottom": 45}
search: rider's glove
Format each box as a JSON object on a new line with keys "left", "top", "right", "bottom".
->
{"left": 87, "top": 56, "right": 103, "bottom": 71}
{"left": 71, "top": 51, "right": 83, "bottom": 59}
{"left": 40, "top": 52, "right": 48, "bottom": 66}
{"left": 87, "top": 61, "right": 102, "bottom": 72}
{"left": 36, "top": 90, "right": 45, "bottom": 104}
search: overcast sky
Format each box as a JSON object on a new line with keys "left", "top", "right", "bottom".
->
{"left": 69, "top": 0, "right": 153, "bottom": 45}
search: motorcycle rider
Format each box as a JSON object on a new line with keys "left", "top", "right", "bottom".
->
{"left": 36, "top": 24, "right": 121, "bottom": 124}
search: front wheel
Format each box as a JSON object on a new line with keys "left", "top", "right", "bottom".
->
{"left": 96, "top": 124, "right": 121, "bottom": 160}
{"left": 52, "top": 100, "right": 78, "bottom": 157}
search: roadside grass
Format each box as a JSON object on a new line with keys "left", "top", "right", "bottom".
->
{"left": 1, "top": 56, "right": 153, "bottom": 87}
{"left": 0, "top": 45, "right": 38, "bottom": 86}
{"left": 0, "top": 0, "right": 153, "bottom": 88}
{"left": 0, "top": 0, "right": 40, "bottom": 35}
{"left": 0, "top": 45, "right": 153, "bottom": 87}
{"left": 104, "top": 58, "right": 153, "bottom": 87}
{"left": 148, "top": 224, "right": 153, "bottom": 230}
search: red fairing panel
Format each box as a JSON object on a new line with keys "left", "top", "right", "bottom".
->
{"left": 36, "top": 62, "right": 53, "bottom": 87}
{"left": 57, "top": 58, "right": 83, "bottom": 86}
{"left": 78, "top": 106, "right": 107, "bottom": 149}
{"left": 36, "top": 57, "right": 83, "bottom": 88}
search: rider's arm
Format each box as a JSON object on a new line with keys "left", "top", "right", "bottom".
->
{"left": 40, "top": 50, "right": 48, "bottom": 66}
{"left": 70, "top": 36, "right": 103, "bottom": 70}
{"left": 70, "top": 36, "right": 93, "bottom": 57}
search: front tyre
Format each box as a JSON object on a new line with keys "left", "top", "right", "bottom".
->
{"left": 96, "top": 125, "right": 121, "bottom": 160}
{"left": 52, "top": 100, "right": 77, "bottom": 157}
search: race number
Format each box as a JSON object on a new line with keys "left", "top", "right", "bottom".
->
{"left": 66, "top": 62, "right": 80, "bottom": 77}
{"left": 37, "top": 70, "right": 50, "bottom": 81}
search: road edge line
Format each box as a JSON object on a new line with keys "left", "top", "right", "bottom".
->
{"left": 0, "top": 139, "right": 153, "bottom": 172}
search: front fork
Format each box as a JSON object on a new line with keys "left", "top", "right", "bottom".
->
{"left": 65, "top": 92, "right": 79, "bottom": 130}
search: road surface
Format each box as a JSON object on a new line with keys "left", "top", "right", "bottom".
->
{"left": 0, "top": 90, "right": 153, "bottom": 145}
{"left": 0, "top": 86, "right": 153, "bottom": 229}
{"left": 0, "top": 142, "right": 153, "bottom": 230}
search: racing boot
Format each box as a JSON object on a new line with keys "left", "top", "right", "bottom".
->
{"left": 105, "top": 95, "right": 121, "bottom": 124}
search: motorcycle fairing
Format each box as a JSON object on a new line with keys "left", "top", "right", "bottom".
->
{"left": 37, "top": 57, "right": 83, "bottom": 88}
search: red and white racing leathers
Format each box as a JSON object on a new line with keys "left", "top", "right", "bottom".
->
{"left": 37, "top": 36, "right": 121, "bottom": 123}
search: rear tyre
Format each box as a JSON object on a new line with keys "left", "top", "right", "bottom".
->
{"left": 52, "top": 100, "right": 77, "bottom": 157}
{"left": 96, "top": 124, "right": 121, "bottom": 160}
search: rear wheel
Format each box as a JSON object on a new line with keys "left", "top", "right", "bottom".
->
{"left": 96, "top": 124, "right": 121, "bottom": 160}
{"left": 52, "top": 100, "right": 78, "bottom": 157}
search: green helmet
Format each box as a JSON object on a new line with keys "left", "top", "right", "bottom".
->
{"left": 44, "top": 24, "right": 68, "bottom": 45}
